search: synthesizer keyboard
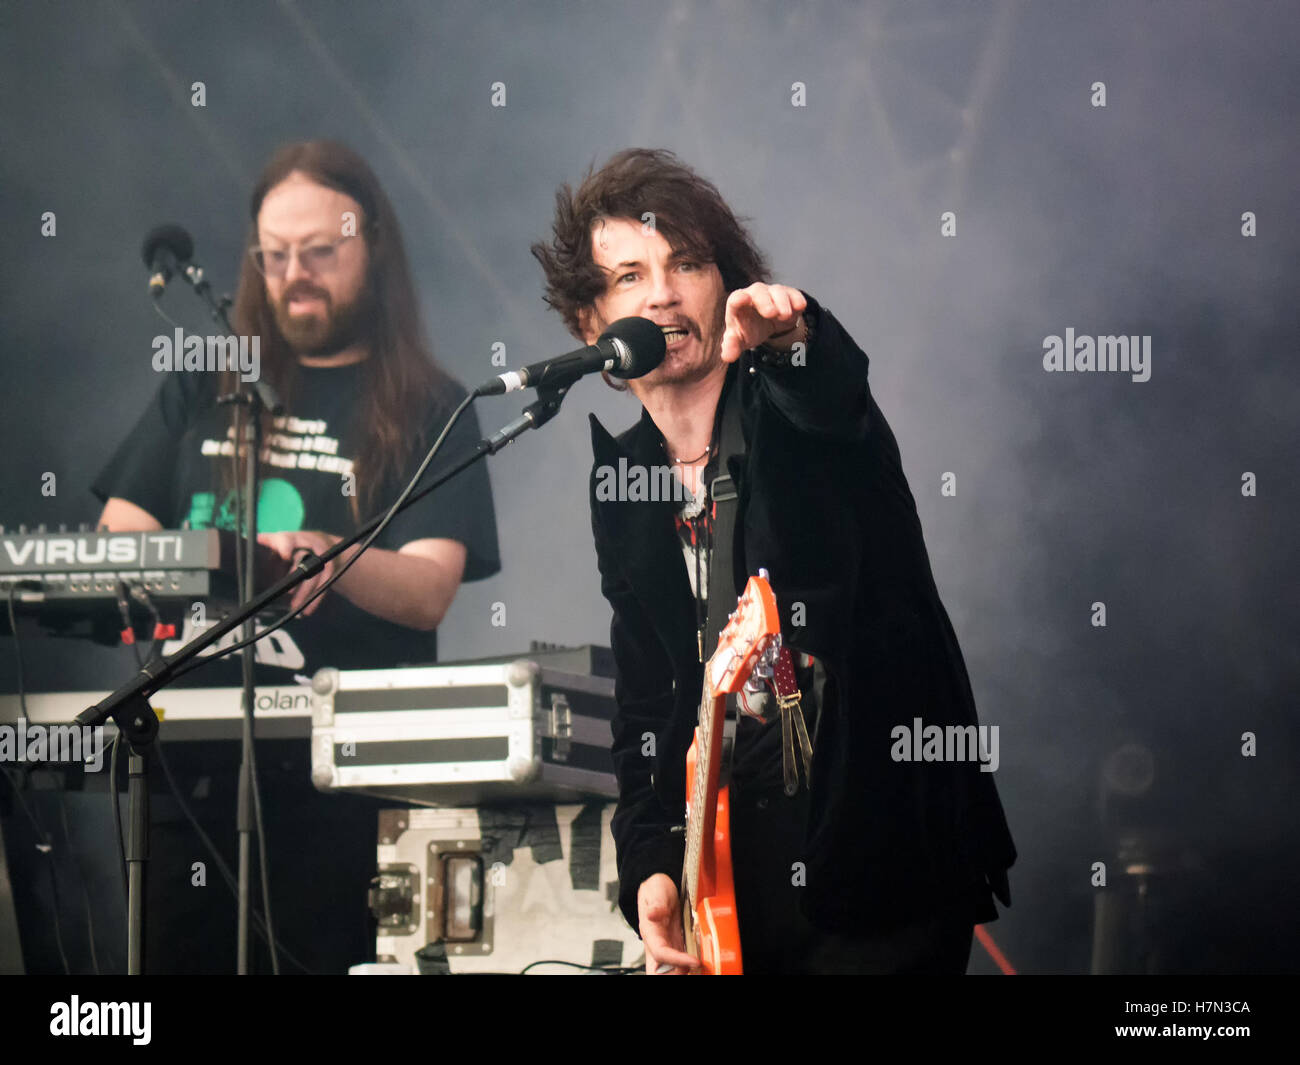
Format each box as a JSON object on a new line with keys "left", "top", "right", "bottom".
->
{"left": 0, "top": 527, "right": 286, "bottom": 641}
{"left": 0, "top": 684, "right": 313, "bottom": 742}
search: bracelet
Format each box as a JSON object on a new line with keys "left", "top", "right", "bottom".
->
{"left": 755, "top": 308, "right": 816, "bottom": 366}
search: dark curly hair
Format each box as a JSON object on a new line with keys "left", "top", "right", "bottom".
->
{"left": 531, "top": 148, "right": 770, "bottom": 341}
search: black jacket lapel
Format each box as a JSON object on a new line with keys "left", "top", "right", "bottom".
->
{"left": 589, "top": 410, "right": 697, "bottom": 666}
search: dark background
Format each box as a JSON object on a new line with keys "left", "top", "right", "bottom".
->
{"left": 1, "top": 0, "right": 1296, "bottom": 974}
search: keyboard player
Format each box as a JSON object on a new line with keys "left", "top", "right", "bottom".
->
{"left": 94, "top": 139, "right": 500, "bottom": 688}
{"left": 84, "top": 140, "right": 500, "bottom": 974}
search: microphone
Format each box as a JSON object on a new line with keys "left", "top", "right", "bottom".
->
{"left": 141, "top": 224, "right": 195, "bottom": 297}
{"left": 474, "top": 316, "right": 667, "bottom": 397}
{"left": 216, "top": 380, "right": 285, "bottom": 415}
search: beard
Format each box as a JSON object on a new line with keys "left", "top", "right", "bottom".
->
{"left": 639, "top": 305, "right": 725, "bottom": 388}
{"left": 271, "top": 281, "right": 377, "bottom": 358}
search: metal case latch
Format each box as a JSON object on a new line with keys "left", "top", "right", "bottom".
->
{"left": 549, "top": 691, "right": 572, "bottom": 762}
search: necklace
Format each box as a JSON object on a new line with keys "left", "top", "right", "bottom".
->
{"left": 668, "top": 442, "right": 713, "bottom": 465}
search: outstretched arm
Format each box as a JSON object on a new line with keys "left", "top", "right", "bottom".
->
{"left": 720, "top": 285, "right": 872, "bottom": 442}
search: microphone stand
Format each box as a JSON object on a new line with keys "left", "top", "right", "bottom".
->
{"left": 105, "top": 262, "right": 252, "bottom": 975}
{"left": 187, "top": 265, "right": 274, "bottom": 975}
{"left": 74, "top": 378, "right": 574, "bottom": 974}
{"left": 216, "top": 387, "right": 268, "bottom": 975}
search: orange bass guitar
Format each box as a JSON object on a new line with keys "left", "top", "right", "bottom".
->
{"left": 681, "top": 569, "right": 783, "bottom": 975}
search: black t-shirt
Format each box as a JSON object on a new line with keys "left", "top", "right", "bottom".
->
{"left": 92, "top": 363, "right": 501, "bottom": 687}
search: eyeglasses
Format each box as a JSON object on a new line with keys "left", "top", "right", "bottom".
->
{"left": 248, "top": 234, "right": 355, "bottom": 279}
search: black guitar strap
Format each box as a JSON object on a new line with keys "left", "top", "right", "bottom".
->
{"left": 703, "top": 370, "right": 746, "bottom": 662}
{"left": 699, "top": 371, "right": 745, "bottom": 784}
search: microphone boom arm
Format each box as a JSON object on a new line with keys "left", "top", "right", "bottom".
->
{"left": 484, "top": 380, "right": 573, "bottom": 454}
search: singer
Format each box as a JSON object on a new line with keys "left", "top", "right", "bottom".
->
{"left": 89, "top": 139, "right": 501, "bottom": 973}
{"left": 532, "top": 148, "right": 1017, "bottom": 974}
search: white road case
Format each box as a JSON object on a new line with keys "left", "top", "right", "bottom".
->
{"left": 369, "top": 803, "right": 643, "bottom": 974}
{"left": 309, "top": 659, "right": 619, "bottom": 807}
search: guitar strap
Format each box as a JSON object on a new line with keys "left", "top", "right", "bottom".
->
{"left": 703, "top": 368, "right": 813, "bottom": 795}
{"left": 702, "top": 372, "right": 744, "bottom": 786}
{"left": 703, "top": 370, "right": 745, "bottom": 664}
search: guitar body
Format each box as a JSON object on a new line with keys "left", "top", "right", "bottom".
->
{"left": 679, "top": 573, "right": 782, "bottom": 975}
{"left": 684, "top": 732, "right": 742, "bottom": 975}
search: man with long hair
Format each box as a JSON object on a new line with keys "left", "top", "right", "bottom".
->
{"left": 533, "top": 148, "right": 1016, "bottom": 974}
{"left": 90, "top": 140, "right": 499, "bottom": 972}
{"left": 95, "top": 139, "right": 499, "bottom": 682}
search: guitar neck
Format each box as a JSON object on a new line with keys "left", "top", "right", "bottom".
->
{"left": 682, "top": 684, "right": 727, "bottom": 910}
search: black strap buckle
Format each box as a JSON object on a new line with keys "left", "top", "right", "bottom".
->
{"left": 710, "top": 473, "right": 737, "bottom": 503}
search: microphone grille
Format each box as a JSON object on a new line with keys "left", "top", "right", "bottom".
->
{"left": 141, "top": 224, "right": 195, "bottom": 268}
{"left": 601, "top": 316, "right": 667, "bottom": 380}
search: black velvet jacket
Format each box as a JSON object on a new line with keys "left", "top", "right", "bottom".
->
{"left": 588, "top": 294, "right": 1017, "bottom": 935}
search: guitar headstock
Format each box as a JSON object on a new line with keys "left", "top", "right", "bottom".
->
{"left": 706, "top": 570, "right": 781, "bottom": 696}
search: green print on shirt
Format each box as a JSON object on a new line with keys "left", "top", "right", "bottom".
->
{"left": 185, "top": 478, "right": 306, "bottom": 533}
